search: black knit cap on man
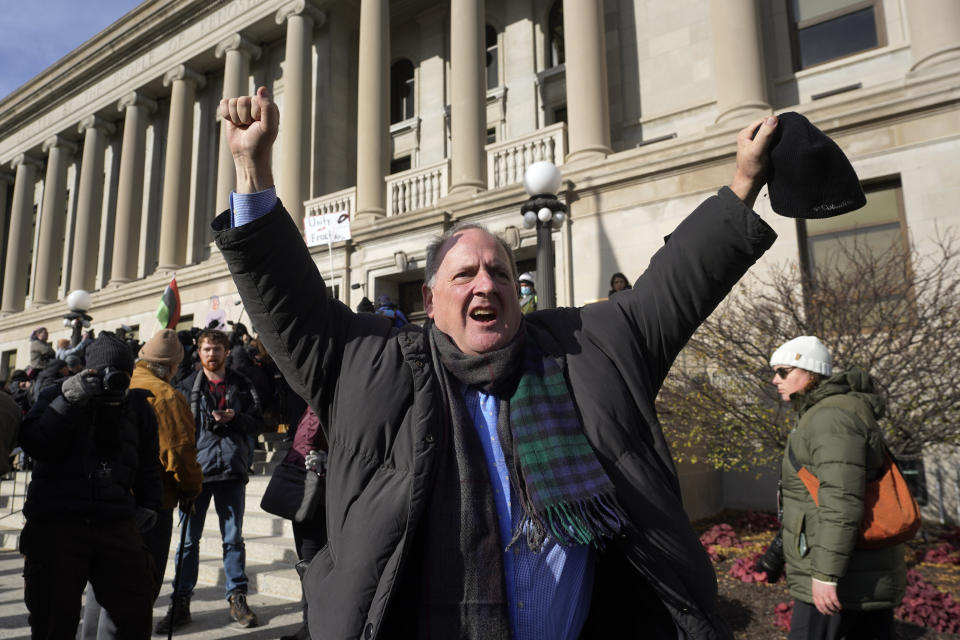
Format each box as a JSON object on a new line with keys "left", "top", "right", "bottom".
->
{"left": 19, "top": 333, "right": 162, "bottom": 638}
{"left": 763, "top": 111, "right": 866, "bottom": 219}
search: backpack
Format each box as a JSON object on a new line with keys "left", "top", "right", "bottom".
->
{"left": 788, "top": 442, "right": 921, "bottom": 549}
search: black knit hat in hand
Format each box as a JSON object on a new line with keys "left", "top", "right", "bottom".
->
{"left": 765, "top": 111, "right": 866, "bottom": 219}
{"left": 85, "top": 333, "right": 136, "bottom": 374}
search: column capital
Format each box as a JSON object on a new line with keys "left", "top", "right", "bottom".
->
{"left": 215, "top": 33, "right": 262, "bottom": 61}
{"left": 10, "top": 153, "right": 43, "bottom": 171}
{"left": 276, "top": 0, "right": 326, "bottom": 28}
{"left": 42, "top": 135, "right": 79, "bottom": 155}
{"left": 78, "top": 115, "right": 117, "bottom": 136}
{"left": 163, "top": 65, "right": 207, "bottom": 90}
{"left": 118, "top": 91, "right": 158, "bottom": 113}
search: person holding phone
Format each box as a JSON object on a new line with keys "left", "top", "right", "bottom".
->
{"left": 155, "top": 328, "right": 263, "bottom": 633}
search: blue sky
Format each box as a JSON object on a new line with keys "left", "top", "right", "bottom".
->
{"left": 0, "top": 0, "right": 143, "bottom": 101}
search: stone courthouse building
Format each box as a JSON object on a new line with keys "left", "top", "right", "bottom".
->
{"left": 0, "top": 0, "right": 958, "bottom": 517}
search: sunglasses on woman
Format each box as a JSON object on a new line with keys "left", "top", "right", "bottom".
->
{"left": 774, "top": 367, "right": 795, "bottom": 379}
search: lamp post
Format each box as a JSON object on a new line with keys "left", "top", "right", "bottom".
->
{"left": 521, "top": 161, "right": 566, "bottom": 310}
{"left": 63, "top": 289, "right": 92, "bottom": 346}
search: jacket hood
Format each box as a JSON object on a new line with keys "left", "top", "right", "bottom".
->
{"left": 794, "top": 365, "right": 885, "bottom": 419}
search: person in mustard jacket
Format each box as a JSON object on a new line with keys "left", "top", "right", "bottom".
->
{"left": 770, "top": 336, "right": 905, "bottom": 640}
{"left": 132, "top": 330, "right": 203, "bottom": 591}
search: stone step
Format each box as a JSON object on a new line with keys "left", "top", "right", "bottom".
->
{"left": 197, "top": 532, "right": 300, "bottom": 566}
{"left": 161, "top": 555, "right": 303, "bottom": 601}
{"left": 0, "top": 471, "right": 31, "bottom": 496}
{"left": 0, "top": 494, "right": 26, "bottom": 511}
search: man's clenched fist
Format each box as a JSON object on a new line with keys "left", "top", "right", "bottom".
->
{"left": 220, "top": 86, "right": 279, "bottom": 193}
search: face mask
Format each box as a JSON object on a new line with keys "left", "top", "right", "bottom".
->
{"left": 520, "top": 285, "right": 532, "bottom": 295}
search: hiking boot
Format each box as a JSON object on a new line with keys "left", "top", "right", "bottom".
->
{"left": 228, "top": 592, "right": 259, "bottom": 628}
{"left": 154, "top": 595, "right": 191, "bottom": 634}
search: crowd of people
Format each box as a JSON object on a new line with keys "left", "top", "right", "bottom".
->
{"left": 1, "top": 317, "right": 330, "bottom": 638}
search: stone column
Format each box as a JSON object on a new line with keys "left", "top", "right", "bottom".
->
{"left": 111, "top": 92, "right": 157, "bottom": 284}
{"left": 215, "top": 34, "right": 262, "bottom": 213}
{"left": 710, "top": 0, "right": 770, "bottom": 124}
{"left": 158, "top": 65, "right": 205, "bottom": 271}
{"left": 33, "top": 136, "right": 78, "bottom": 304}
{"left": 276, "top": 1, "right": 325, "bottom": 227}
{"left": 416, "top": 7, "right": 447, "bottom": 165}
{"left": 70, "top": 116, "right": 115, "bottom": 292}
{"left": 0, "top": 171, "right": 13, "bottom": 294}
{"left": 448, "top": 0, "right": 487, "bottom": 196}
{"left": 562, "top": 0, "right": 612, "bottom": 163}
{"left": 355, "top": 0, "right": 389, "bottom": 223}
{"left": 2, "top": 155, "right": 42, "bottom": 313}
{"left": 905, "top": 0, "right": 960, "bottom": 71}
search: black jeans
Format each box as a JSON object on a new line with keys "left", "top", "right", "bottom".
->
{"left": 21, "top": 518, "right": 154, "bottom": 639}
{"left": 141, "top": 507, "right": 174, "bottom": 598}
{"left": 292, "top": 509, "right": 327, "bottom": 626}
{"left": 789, "top": 600, "right": 893, "bottom": 640}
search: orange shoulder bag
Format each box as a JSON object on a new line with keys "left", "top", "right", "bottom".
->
{"left": 788, "top": 442, "right": 921, "bottom": 549}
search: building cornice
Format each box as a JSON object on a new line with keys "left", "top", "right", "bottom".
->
{"left": 0, "top": 0, "right": 213, "bottom": 139}
{"left": 0, "top": 0, "right": 293, "bottom": 163}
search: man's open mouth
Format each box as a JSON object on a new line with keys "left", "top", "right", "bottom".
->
{"left": 469, "top": 309, "right": 497, "bottom": 322}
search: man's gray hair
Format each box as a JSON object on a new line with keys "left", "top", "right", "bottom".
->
{"left": 139, "top": 359, "right": 172, "bottom": 381}
{"left": 423, "top": 222, "right": 518, "bottom": 288}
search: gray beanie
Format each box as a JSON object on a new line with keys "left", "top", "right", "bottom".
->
{"left": 85, "top": 333, "right": 135, "bottom": 374}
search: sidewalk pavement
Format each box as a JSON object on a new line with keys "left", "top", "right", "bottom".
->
{"left": 0, "top": 549, "right": 305, "bottom": 639}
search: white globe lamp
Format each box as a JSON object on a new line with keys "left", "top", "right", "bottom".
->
{"left": 523, "top": 161, "right": 562, "bottom": 197}
{"left": 67, "top": 289, "right": 92, "bottom": 313}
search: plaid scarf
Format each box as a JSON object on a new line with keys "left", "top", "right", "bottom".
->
{"left": 510, "top": 341, "right": 627, "bottom": 548}
{"left": 432, "top": 322, "right": 626, "bottom": 551}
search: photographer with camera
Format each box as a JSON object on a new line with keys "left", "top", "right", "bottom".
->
{"left": 762, "top": 336, "right": 905, "bottom": 639}
{"left": 156, "top": 328, "right": 263, "bottom": 632}
{"left": 18, "top": 333, "right": 161, "bottom": 638}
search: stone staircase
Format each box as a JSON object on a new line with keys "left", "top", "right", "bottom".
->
{"left": 0, "top": 431, "right": 305, "bottom": 602}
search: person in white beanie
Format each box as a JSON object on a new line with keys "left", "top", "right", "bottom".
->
{"left": 766, "top": 336, "right": 905, "bottom": 639}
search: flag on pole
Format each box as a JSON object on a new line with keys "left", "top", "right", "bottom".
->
{"left": 156, "top": 275, "right": 181, "bottom": 329}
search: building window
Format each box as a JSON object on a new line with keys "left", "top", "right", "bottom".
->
{"left": 486, "top": 25, "right": 500, "bottom": 90}
{"left": 390, "top": 156, "right": 411, "bottom": 175}
{"left": 486, "top": 127, "right": 497, "bottom": 144}
{"left": 398, "top": 280, "right": 425, "bottom": 318}
{"left": 548, "top": 1, "right": 564, "bottom": 67}
{"left": 325, "top": 284, "right": 341, "bottom": 301}
{"left": 552, "top": 106, "right": 568, "bottom": 126}
{"left": 1, "top": 349, "right": 16, "bottom": 382}
{"left": 390, "top": 59, "right": 415, "bottom": 124}
{"left": 175, "top": 314, "right": 194, "bottom": 332}
{"left": 897, "top": 455, "right": 928, "bottom": 506}
{"left": 799, "top": 179, "right": 909, "bottom": 327}
{"left": 789, "top": 0, "right": 883, "bottom": 70}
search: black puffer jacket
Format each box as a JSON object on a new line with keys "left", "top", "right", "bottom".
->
{"left": 20, "top": 382, "right": 162, "bottom": 523}
{"left": 213, "top": 187, "right": 776, "bottom": 640}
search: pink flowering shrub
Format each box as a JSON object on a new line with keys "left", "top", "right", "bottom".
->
{"left": 922, "top": 542, "right": 960, "bottom": 565}
{"left": 728, "top": 553, "right": 771, "bottom": 584}
{"left": 895, "top": 569, "right": 960, "bottom": 633}
{"left": 773, "top": 601, "right": 793, "bottom": 630}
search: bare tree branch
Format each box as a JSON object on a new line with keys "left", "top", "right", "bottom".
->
{"left": 659, "top": 230, "right": 960, "bottom": 471}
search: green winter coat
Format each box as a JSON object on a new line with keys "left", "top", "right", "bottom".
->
{"left": 780, "top": 366, "right": 906, "bottom": 610}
